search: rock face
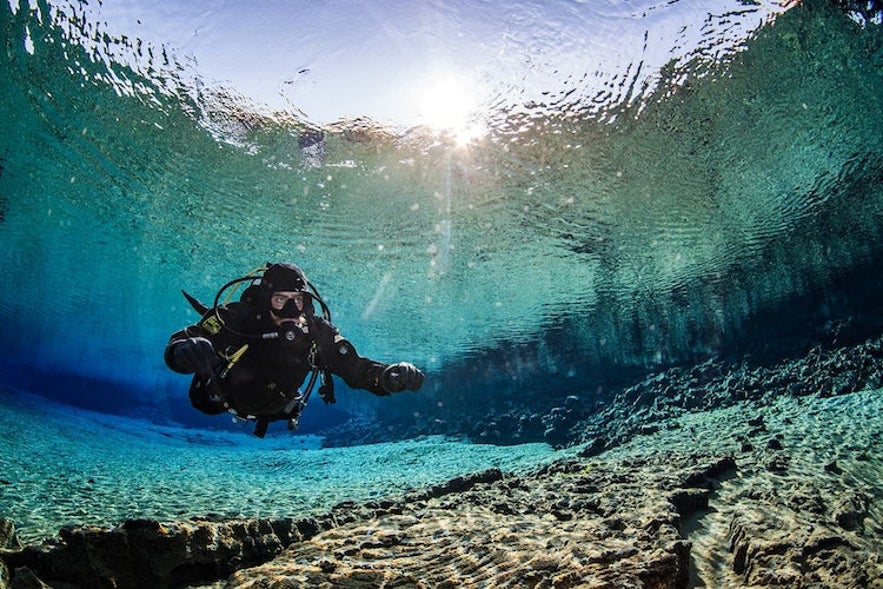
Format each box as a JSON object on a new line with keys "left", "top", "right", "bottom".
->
{"left": 0, "top": 519, "right": 20, "bottom": 589}
{"left": 3, "top": 334, "right": 882, "bottom": 587}
{"left": 322, "top": 327, "right": 883, "bottom": 449}
{"left": 2, "top": 457, "right": 728, "bottom": 588}
{"left": 0, "top": 516, "right": 335, "bottom": 588}
{"left": 573, "top": 335, "right": 883, "bottom": 456}
{"left": 729, "top": 515, "right": 871, "bottom": 588}
{"left": 3, "top": 391, "right": 883, "bottom": 588}
{"left": 224, "top": 457, "right": 722, "bottom": 588}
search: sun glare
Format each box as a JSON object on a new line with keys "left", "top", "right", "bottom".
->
{"left": 416, "top": 73, "right": 485, "bottom": 145}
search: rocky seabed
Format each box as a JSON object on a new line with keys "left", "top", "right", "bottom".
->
{"left": 2, "top": 337, "right": 882, "bottom": 587}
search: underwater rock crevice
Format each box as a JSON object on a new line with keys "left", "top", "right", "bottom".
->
{"left": 0, "top": 515, "right": 337, "bottom": 588}
{"left": 0, "top": 456, "right": 735, "bottom": 588}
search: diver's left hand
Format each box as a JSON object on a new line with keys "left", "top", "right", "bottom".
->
{"left": 381, "top": 362, "right": 425, "bottom": 393}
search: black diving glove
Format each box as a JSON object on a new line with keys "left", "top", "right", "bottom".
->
{"left": 172, "top": 337, "right": 219, "bottom": 379}
{"left": 380, "top": 362, "right": 425, "bottom": 393}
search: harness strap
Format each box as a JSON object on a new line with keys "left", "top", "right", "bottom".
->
{"left": 253, "top": 418, "right": 270, "bottom": 438}
{"left": 225, "top": 337, "right": 326, "bottom": 437}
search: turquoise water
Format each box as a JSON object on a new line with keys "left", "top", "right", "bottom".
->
{"left": 0, "top": 389, "right": 575, "bottom": 543}
{"left": 1, "top": 2, "right": 883, "bottom": 434}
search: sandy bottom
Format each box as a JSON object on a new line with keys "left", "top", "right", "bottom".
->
{"left": 0, "top": 389, "right": 575, "bottom": 545}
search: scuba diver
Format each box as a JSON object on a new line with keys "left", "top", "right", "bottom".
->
{"left": 164, "top": 262, "right": 425, "bottom": 437}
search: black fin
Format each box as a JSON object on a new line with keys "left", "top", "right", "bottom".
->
{"left": 182, "top": 290, "right": 209, "bottom": 315}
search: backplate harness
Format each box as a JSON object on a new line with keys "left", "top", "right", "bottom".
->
{"left": 183, "top": 264, "right": 334, "bottom": 437}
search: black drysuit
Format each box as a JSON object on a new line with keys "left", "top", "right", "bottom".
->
{"left": 164, "top": 300, "right": 391, "bottom": 422}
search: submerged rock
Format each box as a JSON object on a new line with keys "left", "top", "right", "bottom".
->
{"left": 0, "top": 453, "right": 732, "bottom": 587}
{"left": 0, "top": 516, "right": 335, "bottom": 588}
{"left": 3, "top": 388, "right": 882, "bottom": 588}
{"left": 4, "top": 332, "right": 883, "bottom": 587}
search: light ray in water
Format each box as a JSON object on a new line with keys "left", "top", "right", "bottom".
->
{"left": 1, "top": 0, "right": 882, "bottom": 436}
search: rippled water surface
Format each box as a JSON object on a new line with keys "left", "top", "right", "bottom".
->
{"left": 1, "top": 1, "right": 882, "bottom": 430}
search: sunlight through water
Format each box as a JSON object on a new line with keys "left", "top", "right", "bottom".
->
{"left": 1, "top": 0, "right": 882, "bottom": 434}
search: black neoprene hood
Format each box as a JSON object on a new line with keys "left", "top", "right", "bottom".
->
{"left": 260, "top": 263, "right": 307, "bottom": 293}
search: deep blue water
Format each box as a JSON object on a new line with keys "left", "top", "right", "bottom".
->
{"left": 1, "top": 0, "right": 882, "bottom": 438}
